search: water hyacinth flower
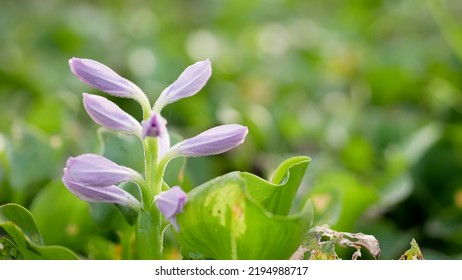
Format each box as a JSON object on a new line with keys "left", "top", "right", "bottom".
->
{"left": 153, "top": 59, "right": 212, "bottom": 112}
{"left": 164, "top": 124, "right": 248, "bottom": 160}
{"left": 155, "top": 186, "right": 187, "bottom": 232}
{"left": 69, "top": 58, "right": 143, "bottom": 98}
{"left": 83, "top": 93, "right": 142, "bottom": 137}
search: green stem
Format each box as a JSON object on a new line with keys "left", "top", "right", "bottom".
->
{"left": 132, "top": 90, "right": 165, "bottom": 259}
{"left": 135, "top": 210, "right": 162, "bottom": 259}
{"left": 142, "top": 137, "right": 158, "bottom": 207}
{"left": 136, "top": 130, "right": 163, "bottom": 259}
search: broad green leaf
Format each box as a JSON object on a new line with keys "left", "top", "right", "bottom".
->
{"left": 176, "top": 156, "right": 314, "bottom": 260}
{"left": 0, "top": 203, "right": 43, "bottom": 246}
{"left": 0, "top": 203, "right": 78, "bottom": 259}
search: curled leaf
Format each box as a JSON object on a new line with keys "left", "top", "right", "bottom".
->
{"left": 399, "top": 239, "right": 424, "bottom": 260}
{"left": 292, "top": 225, "right": 381, "bottom": 260}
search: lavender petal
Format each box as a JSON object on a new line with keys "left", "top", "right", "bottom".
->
{"left": 83, "top": 93, "right": 142, "bottom": 136}
{"left": 153, "top": 59, "right": 211, "bottom": 111}
{"left": 155, "top": 186, "right": 187, "bottom": 232}
{"left": 69, "top": 57, "right": 142, "bottom": 98}
{"left": 166, "top": 124, "right": 248, "bottom": 158}
{"left": 64, "top": 153, "right": 142, "bottom": 187}
{"left": 62, "top": 172, "right": 141, "bottom": 210}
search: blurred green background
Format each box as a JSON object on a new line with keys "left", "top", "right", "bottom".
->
{"left": 1, "top": 0, "right": 462, "bottom": 259}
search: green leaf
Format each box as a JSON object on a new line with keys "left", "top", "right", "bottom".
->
{"left": 0, "top": 203, "right": 78, "bottom": 260}
{"left": 243, "top": 156, "right": 311, "bottom": 215}
{"left": 0, "top": 203, "right": 43, "bottom": 246}
{"left": 176, "top": 156, "right": 314, "bottom": 259}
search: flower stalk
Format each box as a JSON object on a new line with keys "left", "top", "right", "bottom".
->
{"left": 64, "top": 57, "right": 247, "bottom": 259}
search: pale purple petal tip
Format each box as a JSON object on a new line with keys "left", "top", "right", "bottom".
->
{"left": 141, "top": 112, "right": 168, "bottom": 138}
{"left": 64, "top": 153, "right": 141, "bottom": 187}
{"left": 154, "top": 59, "right": 211, "bottom": 111}
{"left": 69, "top": 57, "right": 141, "bottom": 98}
{"left": 141, "top": 112, "right": 171, "bottom": 158}
{"left": 155, "top": 186, "right": 187, "bottom": 232}
{"left": 83, "top": 93, "right": 142, "bottom": 136}
{"left": 62, "top": 171, "right": 141, "bottom": 209}
{"left": 168, "top": 124, "right": 248, "bottom": 158}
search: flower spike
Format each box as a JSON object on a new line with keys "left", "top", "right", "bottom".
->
{"left": 83, "top": 93, "right": 142, "bottom": 137}
{"left": 153, "top": 59, "right": 211, "bottom": 112}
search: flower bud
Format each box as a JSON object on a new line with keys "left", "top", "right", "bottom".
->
{"left": 166, "top": 124, "right": 248, "bottom": 159}
{"left": 69, "top": 57, "right": 143, "bottom": 98}
{"left": 83, "top": 93, "right": 142, "bottom": 136}
{"left": 62, "top": 172, "right": 141, "bottom": 210}
{"left": 64, "top": 153, "right": 143, "bottom": 187}
{"left": 155, "top": 186, "right": 187, "bottom": 232}
{"left": 153, "top": 59, "right": 211, "bottom": 111}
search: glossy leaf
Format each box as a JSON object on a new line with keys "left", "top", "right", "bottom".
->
{"left": 176, "top": 156, "right": 314, "bottom": 259}
{"left": 0, "top": 203, "right": 78, "bottom": 260}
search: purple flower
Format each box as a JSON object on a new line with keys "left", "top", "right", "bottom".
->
{"left": 64, "top": 153, "right": 143, "bottom": 187}
{"left": 155, "top": 186, "right": 187, "bottom": 232}
{"left": 165, "top": 124, "right": 248, "bottom": 159}
{"left": 153, "top": 59, "right": 211, "bottom": 111}
{"left": 69, "top": 57, "right": 144, "bottom": 99}
{"left": 83, "top": 93, "right": 142, "bottom": 136}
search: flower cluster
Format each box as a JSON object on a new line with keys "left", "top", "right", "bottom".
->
{"left": 63, "top": 58, "right": 248, "bottom": 231}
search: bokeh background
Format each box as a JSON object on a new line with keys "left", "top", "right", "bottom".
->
{"left": 1, "top": 0, "right": 462, "bottom": 259}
